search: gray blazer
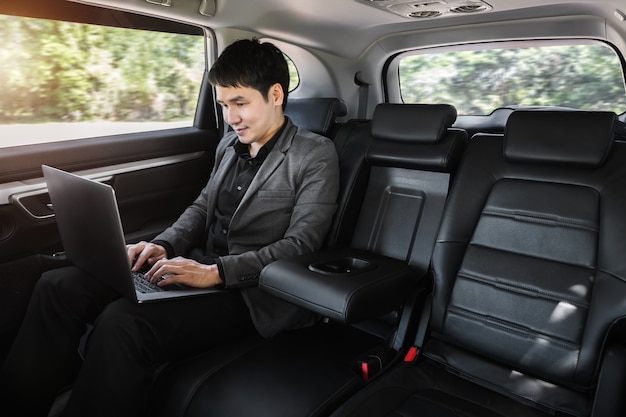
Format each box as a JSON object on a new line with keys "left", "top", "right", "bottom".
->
{"left": 153, "top": 118, "right": 340, "bottom": 337}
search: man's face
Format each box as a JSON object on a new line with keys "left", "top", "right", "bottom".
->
{"left": 216, "top": 84, "right": 284, "bottom": 153}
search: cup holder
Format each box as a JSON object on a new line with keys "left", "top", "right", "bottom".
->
{"left": 308, "top": 256, "right": 376, "bottom": 276}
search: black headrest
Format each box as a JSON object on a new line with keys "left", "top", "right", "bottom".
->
{"left": 371, "top": 103, "right": 457, "bottom": 143}
{"left": 284, "top": 98, "right": 347, "bottom": 136}
{"left": 367, "top": 103, "right": 466, "bottom": 172}
{"left": 504, "top": 110, "right": 616, "bottom": 167}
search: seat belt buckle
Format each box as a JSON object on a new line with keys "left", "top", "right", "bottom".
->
{"left": 403, "top": 346, "right": 420, "bottom": 363}
{"left": 356, "top": 348, "right": 395, "bottom": 382}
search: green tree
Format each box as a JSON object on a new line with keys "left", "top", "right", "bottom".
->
{"left": 0, "top": 15, "right": 205, "bottom": 124}
{"left": 400, "top": 44, "right": 626, "bottom": 115}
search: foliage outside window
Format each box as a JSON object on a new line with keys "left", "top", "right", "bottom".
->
{"left": 0, "top": 15, "right": 205, "bottom": 148}
{"left": 399, "top": 43, "right": 626, "bottom": 115}
{"left": 285, "top": 55, "right": 300, "bottom": 92}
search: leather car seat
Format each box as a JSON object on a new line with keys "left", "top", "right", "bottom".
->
{"left": 328, "top": 109, "right": 626, "bottom": 417}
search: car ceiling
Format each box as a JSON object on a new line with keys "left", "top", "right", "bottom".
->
{"left": 53, "top": 0, "right": 626, "bottom": 58}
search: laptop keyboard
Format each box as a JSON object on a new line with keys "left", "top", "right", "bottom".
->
{"left": 132, "top": 272, "right": 164, "bottom": 293}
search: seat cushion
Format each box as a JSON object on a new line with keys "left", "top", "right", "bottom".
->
{"left": 329, "top": 359, "right": 560, "bottom": 417}
{"left": 147, "top": 322, "right": 386, "bottom": 417}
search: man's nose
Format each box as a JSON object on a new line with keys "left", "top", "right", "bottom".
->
{"left": 225, "top": 107, "right": 241, "bottom": 125}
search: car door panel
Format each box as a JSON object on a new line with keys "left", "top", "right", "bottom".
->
{"left": 0, "top": 126, "right": 220, "bottom": 358}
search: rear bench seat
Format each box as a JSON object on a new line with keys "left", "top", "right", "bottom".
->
{"left": 328, "top": 109, "right": 626, "bottom": 417}
{"left": 146, "top": 102, "right": 467, "bottom": 417}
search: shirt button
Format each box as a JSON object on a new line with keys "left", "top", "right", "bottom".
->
{"left": 222, "top": 229, "right": 227, "bottom": 234}
{"left": 236, "top": 185, "right": 242, "bottom": 191}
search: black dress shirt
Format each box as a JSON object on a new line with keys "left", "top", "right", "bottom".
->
{"left": 207, "top": 132, "right": 280, "bottom": 257}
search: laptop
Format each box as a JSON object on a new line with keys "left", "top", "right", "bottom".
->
{"left": 42, "top": 164, "right": 222, "bottom": 302}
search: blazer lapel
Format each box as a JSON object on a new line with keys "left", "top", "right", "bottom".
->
{"left": 235, "top": 121, "right": 297, "bottom": 214}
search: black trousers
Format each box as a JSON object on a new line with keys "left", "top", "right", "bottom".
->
{"left": 0, "top": 266, "right": 257, "bottom": 417}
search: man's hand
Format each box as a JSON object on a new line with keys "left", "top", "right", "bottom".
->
{"left": 144, "top": 257, "right": 223, "bottom": 289}
{"left": 126, "top": 241, "right": 168, "bottom": 272}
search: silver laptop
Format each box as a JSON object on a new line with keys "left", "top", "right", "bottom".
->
{"left": 42, "top": 164, "right": 222, "bottom": 302}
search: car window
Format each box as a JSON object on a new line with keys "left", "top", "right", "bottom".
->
{"left": 397, "top": 42, "right": 626, "bottom": 115}
{"left": 0, "top": 14, "right": 205, "bottom": 148}
{"left": 285, "top": 55, "right": 300, "bottom": 92}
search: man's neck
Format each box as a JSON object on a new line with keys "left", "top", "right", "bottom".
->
{"left": 249, "top": 115, "right": 285, "bottom": 157}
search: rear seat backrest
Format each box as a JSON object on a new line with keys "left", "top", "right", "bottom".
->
{"left": 427, "top": 110, "right": 624, "bottom": 415}
{"left": 350, "top": 103, "right": 467, "bottom": 270}
{"left": 324, "top": 118, "right": 372, "bottom": 249}
{"left": 282, "top": 97, "right": 359, "bottom": 249}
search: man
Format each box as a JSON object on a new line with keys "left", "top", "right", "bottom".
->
{"left": 0, "top": 38, "right": 339, "bottom": 417}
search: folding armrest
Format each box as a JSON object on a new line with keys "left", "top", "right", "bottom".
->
{"left": 260, "top": 248, "right": 419, "bottom": 323}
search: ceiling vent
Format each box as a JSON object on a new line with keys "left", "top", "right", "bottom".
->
{"left": 358, "top": 0, "right": 492, "bottom": 19}
{"left": 450, "top": 4, "right": 490, "bottom": 13}
{"left": 409, "top": 10, "right": 443, "bottom": 18}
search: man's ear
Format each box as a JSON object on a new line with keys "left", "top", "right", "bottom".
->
{"left": 270, "top": 83, "right": 284, "bottom": 107}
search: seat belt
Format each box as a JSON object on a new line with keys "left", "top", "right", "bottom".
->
{"left": 355, "top": 72, "right": 370, "bottom": 119}
{"left": 404, "top": 293, "right": 432, "bottom": 362}
{"left": 356, "top": 288, "right": 428, "bottom": 382}
{"left": 614, "top": 119, "right": 626, "bottom": 140}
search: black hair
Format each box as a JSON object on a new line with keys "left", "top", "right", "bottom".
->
{"left": 208, "top": 38, "right": 289, "bottom": 109}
